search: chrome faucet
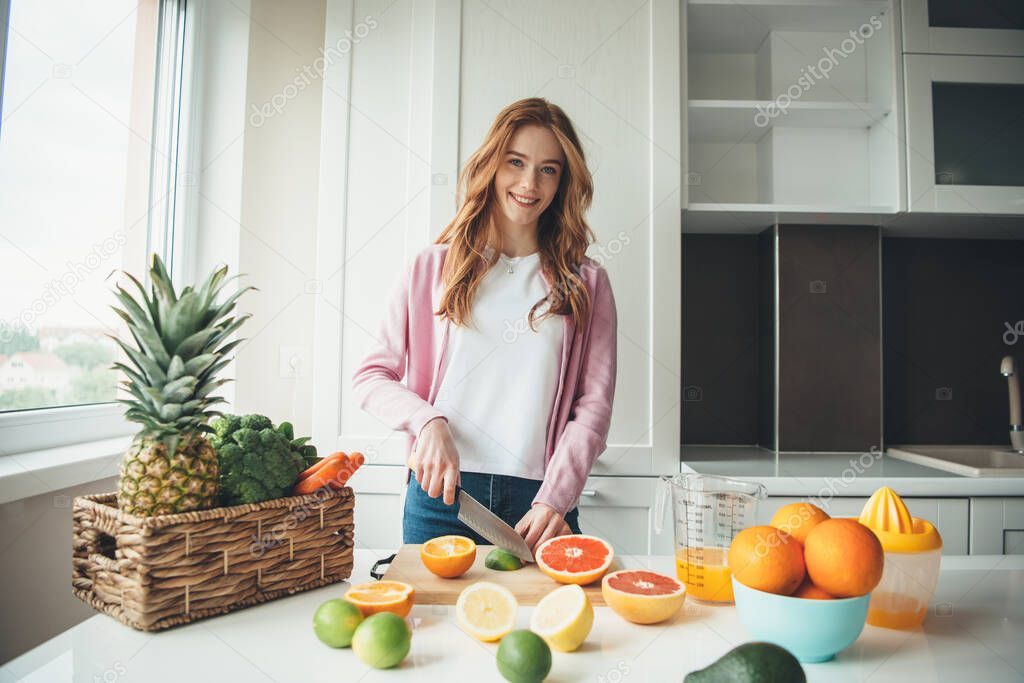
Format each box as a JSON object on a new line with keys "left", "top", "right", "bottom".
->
{"left": 1001, "top": 356, "right": 1024, "bottom": 453}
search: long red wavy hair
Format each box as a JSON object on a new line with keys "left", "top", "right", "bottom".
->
{"left": 434, "top": 98, "right": 596, "bottom": 331}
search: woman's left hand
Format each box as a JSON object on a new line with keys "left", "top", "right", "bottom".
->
{"left": 515, "top": 503, "right": 572, "bottom": 553}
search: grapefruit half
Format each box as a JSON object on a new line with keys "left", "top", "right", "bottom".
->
{"left": 535, "top": 534, "right": 614, "bottom": 585}
{"left": 601, "top": 569, "right": 686, "bottom": 624}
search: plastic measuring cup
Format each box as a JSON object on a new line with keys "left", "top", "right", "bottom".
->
{"left": 655, "top": 473, "right": 767, "bottom": 604}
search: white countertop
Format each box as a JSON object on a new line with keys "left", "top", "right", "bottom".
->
{"left": 682, "top": 446, "right": 1024, "bottom": 496}
{"left": 3, "top": 550, "right": 1022, "bottom": 682}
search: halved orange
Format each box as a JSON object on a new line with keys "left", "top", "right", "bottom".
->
{"left": 344, "top": 580, "right": 415, "bottom": 617}
{"left": 420, "top": 535, "right": 477, "bottom": 578}
{"left": 535, "top": 534, "right": 614, "bottom": 585}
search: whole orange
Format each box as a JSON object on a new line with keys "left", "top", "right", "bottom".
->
{"left": 769, "top": 502, "right": 830, "bottom": 544}
{"left": 727, "top": 525, "right": 805, "bottom": 596}
{"left": 792, "top": 578, "right": 834, "bottom": 600}
{"left": 804, "top": 518, "right": 884, "bottom": 598}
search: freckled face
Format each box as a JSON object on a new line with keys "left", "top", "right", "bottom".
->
{"left": 493, "top": 124, "right": 564, "bottom": 226}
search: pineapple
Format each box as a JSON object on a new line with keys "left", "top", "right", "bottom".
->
{"left": 110, "top": 254, "right": 254, "bottom": 516}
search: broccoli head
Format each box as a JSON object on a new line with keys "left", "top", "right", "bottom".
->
{"left": 211, "top": 413, "right": 318, "bottom": 505}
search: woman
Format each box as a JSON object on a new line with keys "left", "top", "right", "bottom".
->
{"left": 352, "top": 97, "right": 617, "bottom": 553}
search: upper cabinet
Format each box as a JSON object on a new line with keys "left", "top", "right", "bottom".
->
{"left": 902, "top": 0, "right": 1024, "bottom": 57}
{"left": 683, "top": 0, "right": 904, "bottom": 227}
{"left": 904, "top": 54, "right": 1024, "bottom": 213}
{"left": 900, "top": 0, "right": 1024, "bottom": 214}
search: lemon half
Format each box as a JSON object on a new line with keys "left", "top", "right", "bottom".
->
{"left": 529, "top": 584, "right": 594, "bottom": 652}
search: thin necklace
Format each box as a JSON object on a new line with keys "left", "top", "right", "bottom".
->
{"left": 499, "top": 255, "right": 516, "bottom": 274}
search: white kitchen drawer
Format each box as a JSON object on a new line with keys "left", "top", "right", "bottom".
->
{"left": 760, "top": 496, "right": 968, "bottom": 555}
{"left": 970, "top": 497, "right": 1024, "bottom": 555}
{"left": 577, "top": 476, "right": 673, "bottom": 558}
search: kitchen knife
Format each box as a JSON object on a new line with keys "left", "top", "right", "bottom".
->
{"left": 456, "top": 487, "right": 535, "bottom": 564}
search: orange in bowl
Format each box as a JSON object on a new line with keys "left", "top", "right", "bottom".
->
{"left": 804, "top": 518, "right": 884, "bottom": 598}
{"left": 727, "top": 525, "right": 805, "bottom": 596}
{"left": 770, "top": 502, "right": 830, "bottom": 544}
{"left": 345, "top": 580, "right": 415, "bottom": 617}
{"left": 420, "top": 535, "right": 477, "bottom": 578}
{"left": 792, "top": 578, "right": 834, "bottom": 600}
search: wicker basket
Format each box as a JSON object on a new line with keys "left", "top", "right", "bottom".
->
{"left": 71, "top": 487, "right": 354, "bottom": 631}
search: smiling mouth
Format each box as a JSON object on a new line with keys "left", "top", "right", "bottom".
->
{"left": 509, "top": 191, "right": 540, "bottom": 208}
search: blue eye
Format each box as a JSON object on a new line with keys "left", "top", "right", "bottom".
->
{"left": 508, "top": 158, "right": 558, "bottom": 175}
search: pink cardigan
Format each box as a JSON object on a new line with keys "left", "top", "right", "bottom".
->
{"left": 351, "top": 243, "right": 617, "bottom": 515}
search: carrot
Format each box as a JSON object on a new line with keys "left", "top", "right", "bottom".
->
{"left": 350, "top": 451, "right": 365, "bottom": 468}
{"left": 297, "top": 451, "right": 348, "bottom": 481}
{"left": 293, "top": 459, "right": 347, "bottom": 495}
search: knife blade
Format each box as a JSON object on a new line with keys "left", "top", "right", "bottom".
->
{"left": 456, "top": 488, "right": 535, "bottom": 564}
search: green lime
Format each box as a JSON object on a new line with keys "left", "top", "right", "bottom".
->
{"left": 351, "top": 612, "right": 412, "bottom": 669}
{"left": 313, "top": 599, "right": 363, "bottom": 648}
{"left": 496, "top": 630, "right": 551, "bottom": 683}
{"left": 486, "top": 548, "right": 524, "bottom": 571}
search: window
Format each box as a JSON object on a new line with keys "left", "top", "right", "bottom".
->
{"left": 0, "top": 0, "right": 191, "bottom": 452}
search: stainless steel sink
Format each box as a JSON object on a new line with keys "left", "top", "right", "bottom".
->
{"left": 888, "top": 445, "right": 1024, "bottom": 477}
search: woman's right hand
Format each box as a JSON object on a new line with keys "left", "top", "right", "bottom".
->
{"left": 408, "top": 417, "right": 460, "bottom": 505}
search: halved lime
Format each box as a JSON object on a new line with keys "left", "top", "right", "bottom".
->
{"left": 485, "top": 547, "right": 524, "bottom": 571}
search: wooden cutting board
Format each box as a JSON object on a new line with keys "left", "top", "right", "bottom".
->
{"left": 380, "top": 544, "right": 611, "bottom": 605}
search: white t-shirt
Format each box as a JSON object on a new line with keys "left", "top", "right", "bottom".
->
{"left": 433, "top": 246, "right": 564, "bottom": 480}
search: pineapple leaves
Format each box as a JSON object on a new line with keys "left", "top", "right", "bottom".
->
{"left": 111, "top": 253, "right": 252, "bottom": 435}
{"left": 161, "top": 376, "right": 197, "bottom": 402}
{"left": 173, "top": 327, "right": 219, "bottom": 359}
{"left": 112, "top": 336, "right": 166, "bottom": 386}
{"left": 166, "top": 355, "right": 185, "bottom": 382}
{"left": 163, "top": 290, "right": 202, "bottom": 351}
{"left": 182, "top": 353, "right": 217, "bottom": 377}
{"left": 120, "top": 270, "right": 161, "bottom": 334}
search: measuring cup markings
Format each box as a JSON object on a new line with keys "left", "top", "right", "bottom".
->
{"left": 660, "top": 474, "right": 767, "bottom": 604}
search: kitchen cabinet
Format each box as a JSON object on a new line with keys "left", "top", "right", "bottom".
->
{"left": 578, "top": 476, "right": 674, "bottom": 557}
{"left": 901, "top": 0, "right": 1024, "bottom": 57}
{"left": 683, "top": 0, "right": 903, "bottom": 227}
{"left": 903, "top": 53, "right": 1024, "bottom": 214}
{"left": 312, "top": 0, "right": 681, "bottom": 478}
{"left": 759, "top": 496, "right": 969, "bottom": 555}
{"left": 970, "top": 497, "right": 1024, "bottom": 555}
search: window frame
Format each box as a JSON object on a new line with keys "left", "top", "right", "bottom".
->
{"left": 0, "top": 0, "right": 10, "bottom": 129}
{"left": 0, "top": 0, "right": 198, "bottom": 455}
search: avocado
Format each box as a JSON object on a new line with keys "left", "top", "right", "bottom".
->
{"left": 685, "top": 642, "right": 805, "bottom": 683}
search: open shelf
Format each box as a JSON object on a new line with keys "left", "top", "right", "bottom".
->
{"left": 684, "top": 0, "right": 901, "bottom": 216}
{"left": 687, "top": 0, "right": 890, "bottom": 54}
{"left": 688, "top": 99, "right": 890, "bottom": 142}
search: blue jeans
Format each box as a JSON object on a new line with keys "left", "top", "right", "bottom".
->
{"left": 402, "top": 470, "right": 582, "bottom": 544}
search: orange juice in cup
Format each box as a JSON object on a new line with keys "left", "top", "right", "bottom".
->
{"left": 655, "top": 474, "right": 767, "bottom": 605}
{"left": 675, "top": 546, "right": 735, "bottom": 603}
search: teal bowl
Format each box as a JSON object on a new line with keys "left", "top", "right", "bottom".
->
{"left": 731, "top": 577, "right": 870, "bottom": 663}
